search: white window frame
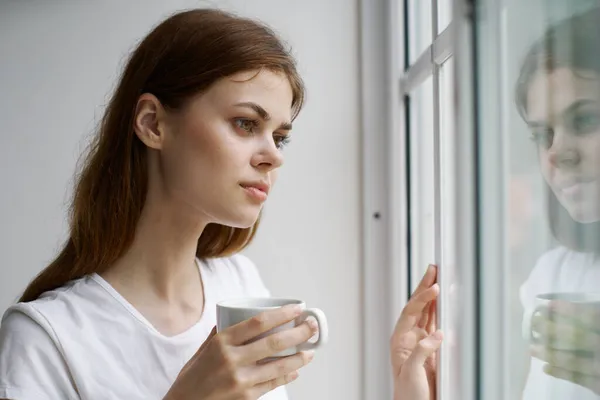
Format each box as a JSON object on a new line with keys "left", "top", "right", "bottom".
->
{"left": 359, "top": 0, "right": 479, "bottom": 399}
{"left": 358, "top": 1, "right": 401, "bottom": 398}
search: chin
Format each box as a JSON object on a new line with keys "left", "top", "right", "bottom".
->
{"left": 220, "top": 209, "right": 262, "bottom": 229}
{"left": 563, "top": 203, "right": 600, "bottom": 224}
{"left": 567, "top": 210, "right": 600, "bottom": 224}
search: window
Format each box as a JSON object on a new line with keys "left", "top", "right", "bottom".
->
{"left": 407, "top": 0, "right": 433, "bottom": 64}
{"left": 408, "top": 75, "right": 435, "bottom": 291}
{"left": 364, "top": 1, "right": 600, "bottom": 399}
{"left": 402, "top": 0, "right": 454, "bottom": 292}
{"left": 474, "top": 1, "right": 600, "bottom": 399}
{"left": 399, "top": 1, "right": 458, "bottom": 398}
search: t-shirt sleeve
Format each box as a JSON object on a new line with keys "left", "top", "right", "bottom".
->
{"left": 0, "top": 305, "right": 79, "bottom": 400}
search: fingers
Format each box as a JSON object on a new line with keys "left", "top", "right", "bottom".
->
{"left": 238, "top": 320, "right": 319, "bottom": 363}
{"left": 190, "top": 326, "right": 218, "bottom": 361}
{"left": 531, "top": 313, "right": 600, "bottom": 350}
{"left": 405, "top": 330, "right": 443, "bottom": 367}
{"left": 549, "top": 301, "right": 600, "bottom": 332}
{"left": 253, "top": 351, "right": 314, "bottom": 383}
{"left": 543, "top": 365, "right": 600, "bottom": 393}
{"left": 417, "top": 302, "right": 430, "bottom": 329}
{"left": 531, "top": 345, "right": 600, "bottom": 375}
{"left": 205, "top": 326, "right": 217, "bottom": 341}
{"left": 223, "top": 305, "right": 303, "bottom": 345}
{"left": 252, "top": 371, "right": 300, "bottom": 398}
{"left": 395, "top": 265, "right": 438, "bottom": 334}
{"left": 412, "top": 264, "right": 438, "bottom": 297}
{"left": 395, "top": 284, "right": 439, "bottom": 335}
{"left": 426, "top": 299, "right": 437, "bottom": 334}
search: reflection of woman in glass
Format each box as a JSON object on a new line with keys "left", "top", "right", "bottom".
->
{"left": 516, "top": 6, "right": 600, "bottom": 399}
{"left": 390, "top": 7, "right": 600, "bottom": 400}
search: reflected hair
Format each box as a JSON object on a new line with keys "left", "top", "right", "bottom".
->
{"left": 19, "top": 9, "right": 305, "bottom": 302}
{"left": 515, "top": 7, "right": 600, "bottom": 252}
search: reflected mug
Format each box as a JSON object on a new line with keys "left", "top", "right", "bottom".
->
{"left": 522, "top": 292, "right": 600, "bottom": 350}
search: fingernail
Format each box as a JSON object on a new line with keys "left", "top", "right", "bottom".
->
{"left": 308, "top": 319, "right": 318, "bottom": 330}
{"left": 305, "top": 350, "right": 315, "bottom": 361}
{"left": 432, "top": 330, "right": 444, "bottom": 340}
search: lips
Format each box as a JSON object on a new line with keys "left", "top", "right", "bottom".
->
{"left": 556, "top": 177, "right": 595, "bottom": 190}
{"left": 240, "top": 181, "right": 270, "bottom": 195}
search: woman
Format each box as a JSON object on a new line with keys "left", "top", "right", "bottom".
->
{"left": 0, "top": 8, "right": 438, "bottom": 400}
{"left": 392, "top": 6, "right": 600, "bottom": 400}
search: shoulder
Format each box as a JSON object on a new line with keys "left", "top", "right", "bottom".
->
{"left": 529, "top": 246, "right": 570, "bottom": 279}
{"left": 12, "top": 275, "right": 100, "bottom": 322}
{"left": 0, "top": 276, "right": 92, "bottom": 345}
{"left": 519, "top": 246, "right": 570, "bottom": 308}
{"left": 0, "top": 302, "right": 78, "bottom": 399}
{"left": 0, "top": 302, "right": 62, "bottom": 361}
{"left": 1, "top": 302, "right": 55, "bottom": 341}
{"left": 203, "top": 254, "right": 271, "bottom": 298}
{"left": 1, "top": 275, "right": 109, "bottom": 346}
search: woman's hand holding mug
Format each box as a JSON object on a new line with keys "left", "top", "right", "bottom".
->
{"left": 164, "top": 300, "right": 327, "bottom": 400}
{"left": 525, "top": 293, "right": 600, "bottom": 394}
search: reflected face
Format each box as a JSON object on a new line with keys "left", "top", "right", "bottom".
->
{"left": 527, "top": 68, "right": 600, "bottom": 223}
{"left": 158, "top": 70, "right": 294, "bottom": 228}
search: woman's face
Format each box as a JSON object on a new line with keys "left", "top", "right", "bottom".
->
{"left": 527, "top": 68, "right": 600, "bottom": 223}
{"left": 139, "top": 69, "right": 294, "bottom": 228}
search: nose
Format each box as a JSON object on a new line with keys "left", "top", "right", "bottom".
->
{"left": 252, "top": 135, "right": 284, "bottom": 171}
{"left": 547, "top": 130, "right": 581, "bottom": 168}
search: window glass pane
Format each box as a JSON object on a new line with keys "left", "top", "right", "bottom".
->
{"left": 408, "top": 76, "right": 435, "bottom": 291}
{"left": 437, "top": 0, "right": 452, "bottom": 33}
{"left": 475, "top": 1, "right": 600, "bottom": 399}
{"left": 408, "top": 0, "right": 432, "bottom": 64}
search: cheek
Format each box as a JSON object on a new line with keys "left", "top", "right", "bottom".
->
{"left": 176, "top": 118, "right": 226, "bottom": 163}
{"left": 161, "top": 121, "right": 221, "bottom": 186}
{"left": 271, "top": 170, "right": 280, "bottom": 185}
{"left": 537, "top": 149, "right": 552, "bottom": 181}
{"left": 580, "top": 132, "right": 600, "bottom": 171}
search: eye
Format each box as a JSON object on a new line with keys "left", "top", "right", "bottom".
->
{"left": 274, "top": 134, "right": 291, "bottom": 150}
{"left": 570, "top": 111, "right": 600, "bottom": 134}
{"left": 234, "top": 118, "right": 259, "bottom": 134}
{"left": 530, "top": 127, "right": 553, "bottom": 150}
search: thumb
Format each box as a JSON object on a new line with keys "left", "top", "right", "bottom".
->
{"left": 406, "top": 330, "right": 443, "bottom": 367}
{"left": 205, "top": 326, "right": 218, "bottom": 342}
{"left": 193, "top": 326, "right": 218, "bottom": 356}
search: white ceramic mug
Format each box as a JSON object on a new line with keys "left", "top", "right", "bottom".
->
{"left": 522, "top": 292, "right": 600, "bottom": 350}
{"left": 216, "top": 297, "right": 329, "bottom": 358}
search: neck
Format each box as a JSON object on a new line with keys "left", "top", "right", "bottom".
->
{"left": 103, "top": 189, "right": 209, "bottom": 303}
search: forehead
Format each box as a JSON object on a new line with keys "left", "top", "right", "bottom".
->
{"left": 526, "top": 68, "right": 600, "bottom": 122}
{"left": 200, "top": 69, "right": 294, "bottom": 120}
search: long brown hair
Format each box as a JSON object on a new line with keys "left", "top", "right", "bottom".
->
{"left": 515, "top": 7, "right": 600, "bottom": 253}
{"left": 19, "top": 9, "right": 305, "bottom": 303}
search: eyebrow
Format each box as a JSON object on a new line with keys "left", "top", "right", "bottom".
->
{"left": 234, "top": 102, "right": 293, "bottom": 131}
{"left": 527, "top": 99, "right": 599, "bottom": 127}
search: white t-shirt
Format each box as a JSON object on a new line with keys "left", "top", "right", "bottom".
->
{"left": 0, "top": 254, "right": 289, "bottom": 400}
{"left": 520, "top": 246, "right": 600, "bottom": 399}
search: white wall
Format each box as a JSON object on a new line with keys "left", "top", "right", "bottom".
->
{"left": 0, "top": 1, "right": 362, "bottom": 399}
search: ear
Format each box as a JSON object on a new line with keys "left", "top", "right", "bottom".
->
{"left": 133, "top": 93, "right": 168, "bottom": 150}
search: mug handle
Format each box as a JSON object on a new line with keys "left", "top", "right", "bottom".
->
{"left": 296, "top": 308, "right": 328, "bottom": 351}
{"left": 522, "top": 304, "right": 548, "bottom": 345}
